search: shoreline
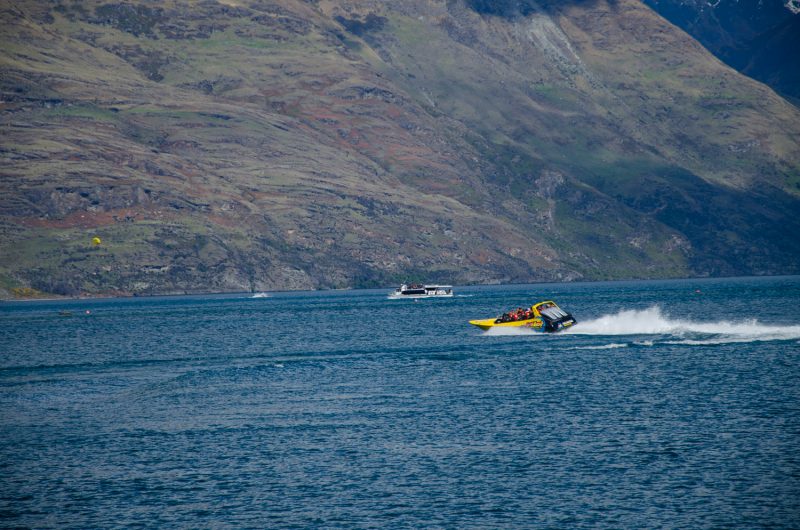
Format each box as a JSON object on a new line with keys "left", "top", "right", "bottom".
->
{"left": 3, "top": 274, "right": 798, "bottom": 303}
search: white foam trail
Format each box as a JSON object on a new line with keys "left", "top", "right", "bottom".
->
{"left": 575, "top": 343, "right": 629, "bottom": 350}
{"left": 566, "top": 306, "right": 800, "bottom": 343}
{"left": 664, "top": 335, "right": 800, "bottom": 346}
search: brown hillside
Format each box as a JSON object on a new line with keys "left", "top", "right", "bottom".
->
{"left": 1, "top": 0, "right": 798, "bottom": 297}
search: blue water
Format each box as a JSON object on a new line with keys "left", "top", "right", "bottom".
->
{"left": 1, "top": 277, "right": 799, "bottom": 528}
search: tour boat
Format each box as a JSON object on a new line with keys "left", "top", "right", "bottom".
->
{"left": 389, "top": 283, "right": 454, "bottom": 298}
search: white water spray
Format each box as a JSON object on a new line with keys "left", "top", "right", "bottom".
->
{"left": 568, "top": 306, "right": 800, "bottom": 340}
{"left": 485, "top": 306, "right": 800, "bottom": 345}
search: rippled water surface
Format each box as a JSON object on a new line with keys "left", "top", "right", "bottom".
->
{"left": 2, "top": 277, "right": 799, "bottom": 528}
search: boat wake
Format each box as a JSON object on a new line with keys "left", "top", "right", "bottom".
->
{"left": 484, "top": 306, "right": 800, "bottom": 346}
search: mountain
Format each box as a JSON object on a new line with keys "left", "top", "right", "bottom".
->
{"left": 1, "top": 0, "right": 799, "bottom": 298}
{"left": 643, "top": 0, "right": 800, "bottom": 104}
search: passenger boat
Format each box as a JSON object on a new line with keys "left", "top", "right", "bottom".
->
{"left": 469, "top": 300, "right": 576, "bottom": 332}
{"left": 389, "top": 283, "right": 454, "bottom": 298}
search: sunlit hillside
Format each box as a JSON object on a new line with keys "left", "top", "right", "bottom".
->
{"left": 1, "top": 0, "right": 799, "bottom": 297}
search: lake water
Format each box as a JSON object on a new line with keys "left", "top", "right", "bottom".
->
{"left": 1, "top": 277, "right": 799, "bottom": 528}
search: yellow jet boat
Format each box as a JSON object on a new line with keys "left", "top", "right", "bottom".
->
{"left": 469, "top": 300, "right": 576, "bottom": 332}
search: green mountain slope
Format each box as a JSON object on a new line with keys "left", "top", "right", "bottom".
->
{"left": 1, "top": 0, "right": 799, "bottom": 297}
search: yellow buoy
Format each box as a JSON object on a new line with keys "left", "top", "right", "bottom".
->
{"left": 92, "top": 236, "right": 102, "bottom": 246}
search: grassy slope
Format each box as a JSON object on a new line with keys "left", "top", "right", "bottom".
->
{"left": 346, "top": 0, "right": 800, "bottom": 275}
{"left": 0, "top": 1, "right": 562, "bottom": 295}
{"left": 0, "top": 0, "right": 798, "bottom": 297}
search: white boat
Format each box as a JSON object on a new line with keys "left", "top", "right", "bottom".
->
{"left": 250, "top": 292, "right": 270, "bottom": 298}
{"left": 388, "top": 283, "right": 454, "bottom": 298}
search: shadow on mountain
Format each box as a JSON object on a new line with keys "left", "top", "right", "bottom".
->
{"left": 466, "top": 0, "right": 616, "bottom": 18}
{"left": 642, "top": 0, "right": 800, "bottom": 104}
{"left": 595, "top": 167, "right": 800, "bottom": 276}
